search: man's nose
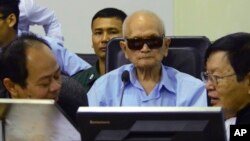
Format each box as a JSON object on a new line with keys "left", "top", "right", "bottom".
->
{"left": 141, "top": 43, "right": 151, "bottom": 51}
{"left": 205, "top": 79, "right": 215, "bottom": 90}
{"left": 50, "top": 78, "right": 62, "bottom": 92}
{"left": 101, "top": 32, "right": 110, "bottom": 42}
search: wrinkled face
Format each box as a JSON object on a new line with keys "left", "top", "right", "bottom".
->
{"left": 14, "top": 42, "right": 62, "bottom": 100}
{"left": 205, "top": 51, "right": 249, "bottom": 111}
{"left": 120, "top": 15, "right": 169, "bottom": 69}
{"left": 91, "top": 17, "right": 123, "bottom": 60}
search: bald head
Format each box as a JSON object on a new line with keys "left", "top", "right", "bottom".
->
{"left": 123, "top": 10, "right": 165, "bottom": 37}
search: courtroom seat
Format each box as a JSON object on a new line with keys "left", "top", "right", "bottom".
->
{"left": 163, "top": 47, "right": 200, "bottom": 78}
{"left": 168, "top": 36, "right": 211, "bottom": 75}
{"left": 76, "top": 53, "right": 98, "bottom": 66}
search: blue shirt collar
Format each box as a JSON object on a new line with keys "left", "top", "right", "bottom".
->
{"left": 160, "top": 65, "right": 176, "bottom": 94}
{"left": 127, "top": 64, "right": 176, "bottom": 94}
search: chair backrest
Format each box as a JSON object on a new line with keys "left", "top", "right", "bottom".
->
{"left": 106, "top": 37, "right": 128, "bottom": 72}
{"left": 106, "top": 36, "right": 211, "bottom": 79}
{"left": 76, "top": 53, "right": 98, "bottom": 66}
{"left": 168, "top": 36, "right": 211, "bottom": 75}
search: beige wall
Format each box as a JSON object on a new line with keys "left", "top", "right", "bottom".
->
{"left": 32, "top": 0, "right": 250, "bottom": 51}
{"left": 174, "top": 0, "right": 250, "bottom": 41}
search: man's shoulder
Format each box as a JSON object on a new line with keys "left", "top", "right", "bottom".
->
{"left": 42, "top": 36, "right": 63, "bottom": 47}
{"left": 72, "top": 67, "right": 99, "bottom": 83}
{"left": 94, "top": 64, "right": 132, "bottom": 84}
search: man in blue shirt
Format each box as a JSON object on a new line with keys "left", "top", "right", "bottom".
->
{"left": 18, "top": 0, "right": 64, "bottom": 45}
{"left": 87, "top": 10, "right": 207, "bottom": 106}
{"left": 0, "top": 0, "right": 90, "bottom": 98}
{"left": 0, "top": 0, "right": 91, "bottom": 76}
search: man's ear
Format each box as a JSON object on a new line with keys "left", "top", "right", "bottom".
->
{"left": 3, "top": 78, "right": 19, "bottom": 98}
{"left": 120, "top": 40, "right": 129, "bottom": 59}
{"left": 6, "top": 13, "right": 17, "bottom": 28}
{"left": 163, "top": 37, "right": 171, "bottom": 57}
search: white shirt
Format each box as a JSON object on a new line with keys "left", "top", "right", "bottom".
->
{"left": 18, "top": 0, "right": 64, "bottom": 45}
{"left": 225, "top": 117, "right": 236, "bottom": 141}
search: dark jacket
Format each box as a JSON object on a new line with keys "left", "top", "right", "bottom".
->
{"left": 236, "top": 104, "right": 250, "bottom": 124}
{"left": 72, "top": 61, "right": 100, "bottom": 93}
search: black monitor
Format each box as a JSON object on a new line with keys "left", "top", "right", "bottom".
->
{"left": 76, "top": 107, "right": 226, "bottom": 141}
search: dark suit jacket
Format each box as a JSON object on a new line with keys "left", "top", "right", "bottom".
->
{"left": 236, "top": 104, "right": 250, "bottom": 124}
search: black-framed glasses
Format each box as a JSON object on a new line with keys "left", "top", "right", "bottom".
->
{"left": 125, "top": 36, "right": 164, "bottom": 50}
{"left": 201, "top": 71, "right": 235, "bottom": 85}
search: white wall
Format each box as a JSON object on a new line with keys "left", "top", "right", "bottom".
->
{"left": 31, "top": 0, "right": 173, "bottom": 53}
{"left": 174, "top": 0, "right": 250, "bottom": 41}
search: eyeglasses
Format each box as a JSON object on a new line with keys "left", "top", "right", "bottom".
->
{"left": 201, "top": 71, "right": 235, "bottom": 85}
{"left": 125, "top": 36, "right": 164, "bottom": 50}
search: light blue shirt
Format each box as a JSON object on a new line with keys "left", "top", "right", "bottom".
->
{"left": 87, "top": 64, "right": 208, "bottom": 106}
{"left": 43, "top": 37, "right": 91, "bottom": 76}
{"left": 17, "top": 31, "right": 91, "bottom": 76}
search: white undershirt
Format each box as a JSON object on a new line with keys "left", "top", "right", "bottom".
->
{"left": 225, "top": 117, "right": 236, "bottom": 141}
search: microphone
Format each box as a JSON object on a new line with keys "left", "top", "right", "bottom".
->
{"left": 120, "top": 70, "right": 130, "bottom": 106}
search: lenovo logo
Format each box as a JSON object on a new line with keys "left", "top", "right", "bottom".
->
{"left": 89, "top": 120, "right": 111, "bottom": 125}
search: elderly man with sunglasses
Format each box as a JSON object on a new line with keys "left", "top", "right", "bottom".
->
{"left": 87, "top": 10, "right": 207, "bottom": 106}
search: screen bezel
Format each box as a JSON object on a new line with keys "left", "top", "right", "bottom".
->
{"left": 77, "top": 107, "right": 226, "bottom": 141}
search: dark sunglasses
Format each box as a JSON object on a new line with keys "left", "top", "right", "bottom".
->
{"left": 125, "top": 36, "right": 164, "bottom": 50}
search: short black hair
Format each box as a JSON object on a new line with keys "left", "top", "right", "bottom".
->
{"left": 91, "top": 7, "right": 127, "bottom": 27}
{"left": 0, "top": 0, "right": 20, "bottom": 31}
{"left": 0, "top": 33, "right": 51, "bottom": 88}
{"left": 205, "top": 32, "right": 250, "bottom": 81}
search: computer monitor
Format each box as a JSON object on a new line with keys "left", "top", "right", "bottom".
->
{"left": 77, "top": 107, "right": 226, "bottom": 141}
{"left": 0, "top": 99, "right": 81, "bottom": 141}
